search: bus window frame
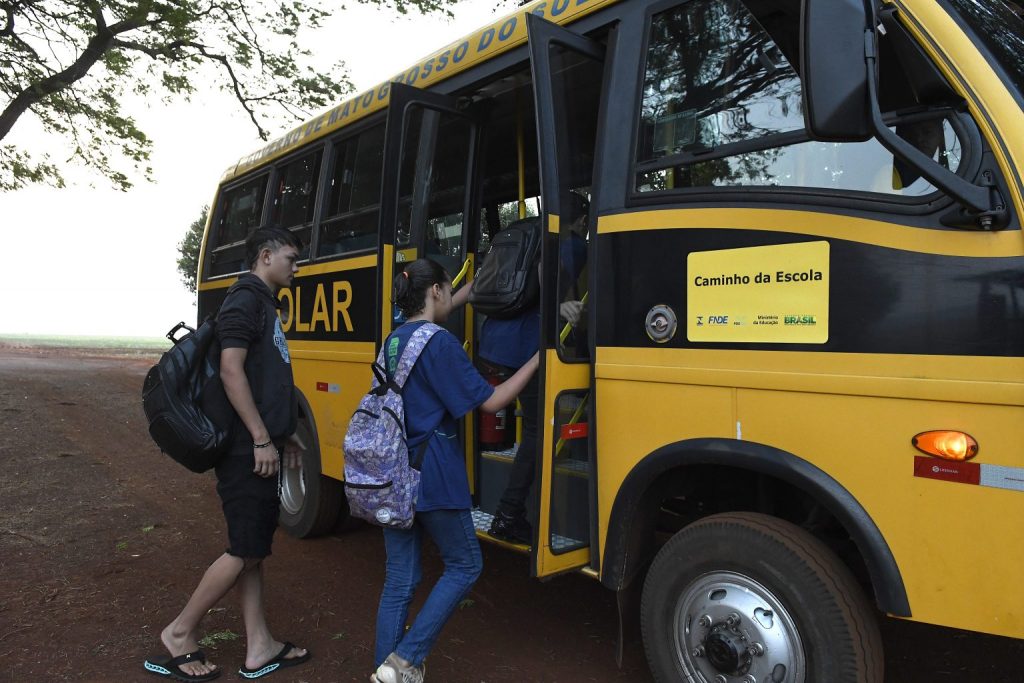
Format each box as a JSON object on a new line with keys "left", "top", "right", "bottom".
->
{"left": 624, "top": 0, "right": 985, "bottom": 218}
{"left": 534, "top": 27, "right": 611, "bottom": 367}
{"left": 205, "top": 171, "right": 272, "bottom": 281}
{"left": 314, "top": 114, "right": 389, "bottom": 263}
{"left": 267, "top": 145, "right": 326, "bottom": 258}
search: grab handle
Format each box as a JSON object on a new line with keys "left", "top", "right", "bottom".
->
{"left": 452, "top": 258, "right": 471, "bottom": 287}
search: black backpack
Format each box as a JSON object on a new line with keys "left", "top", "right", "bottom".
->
{"left": 142, "top": 319, "right": 234, "bottom": 472}
{"left": 141, "top": 282, "right": 263, "bottom": 472}
{"left": 469, "top": 217, "right": 542, "bottom": 319}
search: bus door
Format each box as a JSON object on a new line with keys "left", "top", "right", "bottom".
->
{"left": 377, "top": 81, "right": 481, "bottom": 474}
{"left": 377, "top": 82, "right": 479, "bottom": 344}
{"left": 527, "top": 14, "right": 609, "bottom": 577}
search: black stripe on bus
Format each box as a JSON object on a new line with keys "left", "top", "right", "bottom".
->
{"left": 595, "top": 228, "right": 1024, "bottom": 357}
{"left": 198, "top": 265, "right": 378, "bottom": 343}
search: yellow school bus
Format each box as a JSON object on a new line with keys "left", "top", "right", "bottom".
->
{"left": 197, "top": 0, "right": 1024, "bottom": 678}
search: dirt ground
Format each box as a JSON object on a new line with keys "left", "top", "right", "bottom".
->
{"left": 1, "top": 346, "right": 1022, "bottom": 683}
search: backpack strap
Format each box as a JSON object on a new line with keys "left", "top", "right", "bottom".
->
{"left": 370, "top": 345, "right": 389, "bottom": 393}
{"left": 391, "top": 322, "right": 443, "bottom": 390}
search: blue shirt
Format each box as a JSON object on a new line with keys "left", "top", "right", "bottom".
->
{"left": 478, "top": 306, "right": 540, "bottom": 369}
{"left": 388, "top": 321, "right": 494, "bottom": 511}
{"left": 478, "top": 232, "right": 587, "bottom": 369}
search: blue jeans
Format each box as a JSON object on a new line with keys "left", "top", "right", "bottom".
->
{"left": 375, "top": 509, "right": 483, "bottom": 667}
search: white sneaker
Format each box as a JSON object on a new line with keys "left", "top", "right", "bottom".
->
{"left": 373, "top": 653, "right": 425, "bottom": 683}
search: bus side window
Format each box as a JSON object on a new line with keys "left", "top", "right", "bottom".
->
{"left": 318, "top": 123, "right": 385, "bottom": 258}
{"left": 634, "top": 0, "right": 967, "bottom": 199}
{"left": 270, "top": 149, "right": 321, "bottom": 259}
{"left": 209, "top": 174, "right": 268, "bottom": 277}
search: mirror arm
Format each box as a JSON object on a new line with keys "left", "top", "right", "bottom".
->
{"left": 863, "top": 30, "right": 1004, "bottom": 228}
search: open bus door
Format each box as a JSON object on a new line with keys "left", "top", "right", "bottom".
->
{"left": 377, "top": 82, "right": 479, "bottom": 343}
{"left": 526, "top": 14, "right": 609, "bottom": 577}
{"left": 377, "top": 81, "right": 481, "bottom": 473}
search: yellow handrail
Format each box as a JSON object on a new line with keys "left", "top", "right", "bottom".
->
{"left": 452, "top": 257, "right": 471, "bottom": 287}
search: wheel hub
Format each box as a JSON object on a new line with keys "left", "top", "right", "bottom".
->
{"left": 705, "top": 625, "right": 751, "bottom": 675}
{"left": 280, "top": 464, "right": 306, "bottom": 514}
{"left": 279, "top": 423, "right": 310, "bottom": 516}
{"left": 673, "top": 571, "right": 805, "bottom": 682}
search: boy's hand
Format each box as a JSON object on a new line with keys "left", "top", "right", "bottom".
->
{"left": 283, "top": 435, "right": 304, "bottom": 469}
{"left": 254, "top": 445, "right": 279, "bottom": 477}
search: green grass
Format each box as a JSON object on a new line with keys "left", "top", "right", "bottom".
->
{"left": 198, "top": 630, "right": 241, "bottom": 649}
{"left": 0, "top": 334, "right": 170, "bottom": 352}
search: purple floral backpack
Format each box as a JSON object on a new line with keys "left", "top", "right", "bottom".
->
{"left": 343, "top": 322, "right": 442, "bottom": 528}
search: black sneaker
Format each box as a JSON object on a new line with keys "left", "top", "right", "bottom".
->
{"left": 488, "top": 511, "right": 531, "bottom": 544}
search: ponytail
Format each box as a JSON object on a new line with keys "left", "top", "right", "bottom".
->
{"left": 393, "top": 259, "right": 451, "bottom": 317}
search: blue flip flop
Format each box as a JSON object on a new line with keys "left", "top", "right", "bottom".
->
{"left": 143, "top": 649, "right": 221, "bottom": 682}
{"left": 238, "top": 642, "right": 311, "bottom": 679}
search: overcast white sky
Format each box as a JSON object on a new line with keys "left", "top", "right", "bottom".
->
{"left": 1, "top": 2, "right": 510, "bottom": 337}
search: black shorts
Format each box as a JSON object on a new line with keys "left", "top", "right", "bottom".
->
{"left": 215, "top": 446, "right": 280, "bottom": 559}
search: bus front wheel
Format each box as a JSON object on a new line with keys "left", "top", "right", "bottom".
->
{"left": 278, "top": 408, "right": 346, "bottom": 538}
{"left": 640, "top": 512, "right": 882, "bottom": 683}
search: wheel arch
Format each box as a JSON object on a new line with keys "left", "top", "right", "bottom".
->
{"left": 600, "top": 438, "right": 911, "bottom": 617}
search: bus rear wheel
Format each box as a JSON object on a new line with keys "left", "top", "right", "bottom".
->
{"left": 278, "top": 405, "right": 346, "bottom": 538}
{"left": 640, "top": 512, "right": 882, "bottom": 683}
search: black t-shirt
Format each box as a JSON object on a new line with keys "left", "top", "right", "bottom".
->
{"left": 217, "top": 274, "right": 297, "bottom": 443}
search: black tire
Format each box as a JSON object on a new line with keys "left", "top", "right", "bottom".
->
{"left": 640, "top": 512, "right": 883, "bottom": 683}
{"left": 278, "top": 399, "right": 347, "bottom": 538}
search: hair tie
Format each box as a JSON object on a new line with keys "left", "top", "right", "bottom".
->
{"left": 402, "top": 271, "right": 409, "bottom": 279}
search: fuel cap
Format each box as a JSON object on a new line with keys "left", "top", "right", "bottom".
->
{"left": 645, "top": 305, "right": 677, "bottom": 343}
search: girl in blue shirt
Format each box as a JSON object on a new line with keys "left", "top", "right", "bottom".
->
{"left": 372, "top": 258, "right": 539, "bottom": 683}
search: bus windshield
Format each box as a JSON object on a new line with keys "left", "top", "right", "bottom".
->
{"left": 945, "top": 0, "right": 1024, "bottom": 99}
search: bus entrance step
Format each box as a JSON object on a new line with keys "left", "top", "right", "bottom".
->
{"left": 480, "top": 446, "right": 517, "bottom": 462}
{"left": 481, "top": 448, "right": 589, "bottom": 476}
{"left": 471, "top": 507, "right": 585, "bottom": 553}
{"left": 471, "top": 508, "right": 529, "bottom": 550}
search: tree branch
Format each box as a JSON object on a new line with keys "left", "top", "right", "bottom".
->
{"left": 111, "top": 37, "right": 188, "bottom": 59}
{"left": 1, "top": 4, "right": 14, "bottom": 37}
{"left": 106, "top": 34, "right": 268, "bottom": 139}
{"left": 0, "top": 10, "right": 148, "bottom": 141}
{"left": 196, "top": 44, "right": 268, "bottom": 138}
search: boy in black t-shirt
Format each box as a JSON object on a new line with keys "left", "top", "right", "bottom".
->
{"left": 144, "top": 227, "right": 310, "bottom": 682}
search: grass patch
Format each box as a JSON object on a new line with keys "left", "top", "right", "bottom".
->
{"left": 199, "top": 630, "right": 241, "bottom": 649}
{"left": 0, "top": 334, "right": 169, "bottom": 353}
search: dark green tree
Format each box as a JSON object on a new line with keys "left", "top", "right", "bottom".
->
{"left": 176, "top": 204, "right": 207, "bottom": 293}
{"left": 0, "top": 0, "right": 459, "bottom": 191}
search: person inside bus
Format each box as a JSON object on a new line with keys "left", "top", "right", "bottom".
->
{"left": 557, "top": 192, "right": 590, "bottom": 356}
{"left": 475, "top": 192, "right": 590, "bottom": 544}
{"left": 372, "top": 259, "right": 539, "bottom": 683}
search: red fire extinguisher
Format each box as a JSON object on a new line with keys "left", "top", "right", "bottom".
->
{"left": 478, "top": 365, "right": 512, "bottom": 449}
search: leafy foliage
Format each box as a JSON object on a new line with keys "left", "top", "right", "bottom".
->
{"left": 176, "top": 204, "right": 207, "bottom": 293}
{"left": 0, "top": 0, "right": 459, "bottom": 190}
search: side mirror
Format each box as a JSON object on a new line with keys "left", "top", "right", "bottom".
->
{"left": 801, "top": 0, "right": 874, "bottom": 141}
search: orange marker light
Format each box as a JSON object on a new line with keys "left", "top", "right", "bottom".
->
{"left": 912, "top": 431, "right": 978, "bottom": 461}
